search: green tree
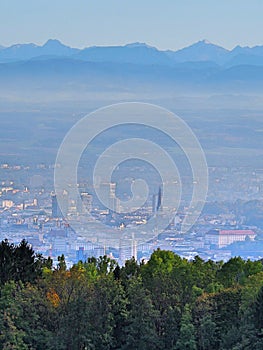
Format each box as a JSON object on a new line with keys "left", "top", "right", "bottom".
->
{"left": 216, "top": 257, "right": 262, "bottom": 289}
{"left": 0, "top": 240, "right": 14, "bottom": 285}
{"left": 122, "top": 276, "right": 160, "bottom": 350}
{"left": 176, "top": 304, "right": 197, "bottom": 350}
{"left": 57, "top": 254, "right": 67, "bottom": 271}
{"left": 141, "top": 249, "right": 182, "bottom": 346}
{"left": 119, "top": 257, "right": 140, "bottom": 285}
{"left": 87, "top": 275, "right": 127, "bottom": 350}
{"left": 253, "top": 285, "right": 263, "bottom": 331}
{"left": 0, "top": 239, "right": 46, "bottom": 285}
{"left": 19, "top": 283, "right": 54, "bottom": 349}
{"left": 217, "top": 257, "right": 246, "bottom": 288}
{"left": 0, "top": 282, "right": 27, "bottom": 349}
{"left": 199, "top": 315, "right": 217, "bottom": 350}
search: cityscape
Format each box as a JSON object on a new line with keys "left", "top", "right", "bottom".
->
{"left": 0, "top": 160, "right": 262, "bottom": 267}
{"left": 2, "top": 1, "right": 263, "bottom": 348}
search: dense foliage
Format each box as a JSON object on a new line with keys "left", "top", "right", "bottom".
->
{"left": 1, "top": 240, "right": 263, "bottom": 349}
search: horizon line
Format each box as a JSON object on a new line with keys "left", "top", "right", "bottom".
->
{"left": 1, "top": 38, "right": 262, "bottom": 53}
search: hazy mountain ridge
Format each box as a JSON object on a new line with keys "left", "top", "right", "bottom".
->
{"left": 166, "top": 40, "right": 230, "bottom": 65}
{"left": 0, "top": 39, "right": 263, "bottom": 95}
{"left": 0, "top": 57, "right": 263, "bottom": 94}
{"left": 0, "top": 39, "right": 80, "bottom": 62}
{"left": 1, "top": 39, "right": 263, "bottom": 67}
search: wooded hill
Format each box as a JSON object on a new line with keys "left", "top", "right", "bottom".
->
{"left": 1, "top": 239, "right": 263, "bottom": 349}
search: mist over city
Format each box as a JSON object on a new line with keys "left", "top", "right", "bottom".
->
{"left": 1, "top": 1, "right": 263, "bottom": 349}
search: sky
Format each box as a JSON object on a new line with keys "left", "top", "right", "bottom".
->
{"left": 1, "top": 0, "right": 263, "bottom": 50}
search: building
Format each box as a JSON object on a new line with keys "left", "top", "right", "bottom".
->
{"left": 119, "top": 235, "right": 137, "bottom": 264}
{"left": 152, "top": 194, "right": 158, "bottom": 214}
{"left": 2, "top": 200, "right": 14, "bottom": 209}
{"left": 51, "top": 193, "right": 59, "bottom": 218}
{"left": 152, "top": 186, "right": 162, "bottom": 215}
{"left": 76, "top": 247, "right": 85, "bottom": 262}
{"left": 49, "top": 229, "right": 68, "bottom": 254}
{"left": 205, "top": 229, "right": 256, "bottom": 248}
{"left": 80, "top": 192, "right": 93, "bottom": 213}
{"left": 51, "top": 191, "right": 69, "bottom": 218}
{"left": 99, "top": 182, "right": 119, "bottom": 212}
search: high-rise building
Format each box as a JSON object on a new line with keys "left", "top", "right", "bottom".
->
{"left": 157, "top": 186, "right": 162, "bottom": 211}
{"left": 152, "top": 194, "right": 158, "bottom": 214}
{"left": 51, "top": 193, "right": 59, "bottom": 218}
{"left": 51, "top": 191, "right": 68, "bottom": 218}
{"left": 109, "top": 182, "right": 117, "bottom": 212}
{"left": 152, "top": 186, "right": 162, "bottom": 214}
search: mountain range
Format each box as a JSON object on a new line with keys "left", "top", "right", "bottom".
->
{"left": 0, "top": 39, "right": 263, "bottom": 67}
{"left": 0, "top": 39, "right": 263, "bottom": 96}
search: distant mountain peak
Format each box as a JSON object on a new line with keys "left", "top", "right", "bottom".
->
{"left": 191, "top": 39, "right": 227, "bottom": 50}
{"left": 11, "top": 42, "right": 38, "bottom": 49}
{"left": 125, "top": 42, "right": 156, "bottom": 49}
{"left": 165, "top": 39, "right": 230, "bottom": 65}
{"left": 43, "top": 39, "right": 64, "bottom": 47}
{"left": 199, "top": 39, "right": 212, "bottom": 45}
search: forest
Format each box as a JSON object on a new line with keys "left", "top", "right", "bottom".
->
{"left": 1, "top": 239, "right": 263, "bottom": 350}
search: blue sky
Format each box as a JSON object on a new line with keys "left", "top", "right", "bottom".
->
{"left": 1, "top": 0, "right": 263, "bottom": 50}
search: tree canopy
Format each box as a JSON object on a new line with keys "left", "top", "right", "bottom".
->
{"left": 0, "top": 240, "right": 263, "bottom": 349}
